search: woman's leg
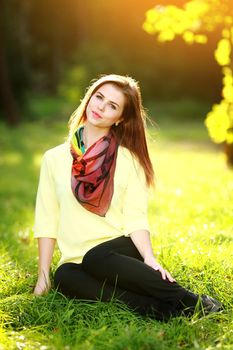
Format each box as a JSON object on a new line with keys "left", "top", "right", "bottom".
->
{"left": 54, "top": 262, "right": 176, "bottom": 320}
{"left": 82, "top": 236, "right": 198, "bottom": 313}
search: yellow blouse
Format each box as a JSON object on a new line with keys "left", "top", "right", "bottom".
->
{"left": 33, "top": 142, "right": 150, "bottom": 266}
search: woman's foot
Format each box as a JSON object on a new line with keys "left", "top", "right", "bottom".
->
{"left": 201, "top": 295, "right": 223, "bottom": 314}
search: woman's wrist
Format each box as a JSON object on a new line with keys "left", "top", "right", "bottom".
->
{"left": 38, "top": 268, "right": 50, "bottom": 279}
{"left": 37, "top": 237, "right": 56, "bottom": 280}
{"left": 130, "top": 230, "right": 154, "bottom": 259}
{"left": 141, "top": 243, "right": 155, "bottom": 259}
{"left": 144, "top": 252, "right": 156, "bottom": 259}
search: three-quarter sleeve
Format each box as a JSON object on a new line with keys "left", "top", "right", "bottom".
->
{"left": 33, "top": 152, "right": 60, "bottom": 239}
{"left": 123, "top": 156, "right": 150, "bottom": 236}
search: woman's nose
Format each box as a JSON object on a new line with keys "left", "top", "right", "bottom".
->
{"left": 97, "top": 101, "right": 105, "bottom": 111}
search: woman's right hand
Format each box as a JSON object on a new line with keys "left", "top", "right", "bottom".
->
{"left": 33, "top": 274, "right": 51, "bottom": 296}
{"left": 33, "top": 238, "right": 56, "bottom": 296}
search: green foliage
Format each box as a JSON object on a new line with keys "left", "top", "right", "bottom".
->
{"left": 0, "top": 112, "right": 232, "bottom": 349}
{"left": 23, "top": 94, "right": 71, "bottom": 122}
{"left": 147, "top": 97, "right": 211, "bottom": 124}
{"left": 58, "top": 65, "right": 88, "bottom": 106}
{"left": 143, "top": 0, "right": 233, "bottom": 145}
{"left": 57, "top": 41, "right": 129, "bottom": 108}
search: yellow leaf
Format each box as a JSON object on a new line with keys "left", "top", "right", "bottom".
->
{"left": 214, "top": 38, "right": 231, "bottom": 66}
{"left": 205, "top": 101, "right": 231, "bottom": 143}
{"left": 224, "top": 16, "right": 233, "bottom": 25}
{"left": 223, "top": 85, "right": 233, "bottom": 103}
{"left": 185, "top": 1, "right": 209, "bottom": 17}
{"left": 194, "top": 34, "right": 207, "bottom": 44}
{"left": 222, "top": 29, "right": 230, "bottom": 38}
{"left": 158, "top": 30, "right": 175, "bottom": 41}
{"left": 142, "top": 22, "right": 156, "bottom": 34}
{"left": 145, "top": 9, "right": 159, "bottom": 23}
{"left": 183, "top": 31, "right": 195, "bottom": 44}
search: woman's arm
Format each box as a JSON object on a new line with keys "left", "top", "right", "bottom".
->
{"left": 33, "top": 237, "right": 56, "bottom": 296}
{"left": 123, "top": 154, "right": 175, "bottom": 282}
{"left": 130, "top": 230, "right": 176, "bottom": 283}
{"left": 33, "top": 152, "right": 60, "bottom": 295}
{"left": 129, "top": 230, "right": 153, "bottom": 258}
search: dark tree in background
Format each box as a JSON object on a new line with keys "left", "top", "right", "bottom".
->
{"left": 0, "top": 0, "right": 82, "bottom": 124}
{"left": 0, "top": 0, "right": 20, "bottom": 125}
{"left": 28, "top": 0, "right": 80, "bottom": 91}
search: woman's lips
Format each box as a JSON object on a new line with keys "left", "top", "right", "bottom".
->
{"left": 92, "top": 111, "right": 102, "bottom": 119}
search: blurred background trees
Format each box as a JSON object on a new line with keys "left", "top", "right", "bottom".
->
{"left": 1, "top": 0, "right": 232, "bottom": 163}
{"left": 143, "top": 0, "right": 233, "bottom": 163}
{"left": 0, "top": 1, "right": 224, "bottom": 114}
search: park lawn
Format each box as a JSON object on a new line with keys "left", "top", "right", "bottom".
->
{"left": 0, "top": 117, "right": 232, "bottom": 350}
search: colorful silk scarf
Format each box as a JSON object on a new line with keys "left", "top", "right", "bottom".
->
{"left": 70, "top": 126, "right": 118, "bottom": 216}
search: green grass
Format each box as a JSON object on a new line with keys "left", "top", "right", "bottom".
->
{"left": 0, "top": 110, "right": 232, "bottom": 349}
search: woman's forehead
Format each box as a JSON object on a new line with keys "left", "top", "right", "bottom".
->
{"left": 95, "top": 83, "right": 125, "bottom": 104}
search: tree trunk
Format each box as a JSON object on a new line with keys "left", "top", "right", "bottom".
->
{"left": 225, "top": 142, "right": 233, "bottom": 167}
{"left": 0, "top": 6, "right": 20, "bottom": 125}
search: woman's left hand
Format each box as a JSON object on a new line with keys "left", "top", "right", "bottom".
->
{"left": 144, "top": 255, "right": 176, "bottom": 283}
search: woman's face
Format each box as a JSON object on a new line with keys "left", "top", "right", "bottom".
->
{"left": 85, "top": 83, "right": 125, "bottom": 130}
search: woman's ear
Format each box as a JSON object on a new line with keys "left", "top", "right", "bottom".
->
{"left": 115, "top": 118, "right": 124, "bottom": 126}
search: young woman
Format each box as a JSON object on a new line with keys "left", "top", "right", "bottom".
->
{"left": 33, "top": 74, "right": 222, "bottom": 320}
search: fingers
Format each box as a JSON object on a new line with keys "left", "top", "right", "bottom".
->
{"left": 165, "top": 270, "right": 176, "bottom": 283}
{"left": 152, "top": 264, "right": 166, "bottom": 280}
{"left": 33, "top": 285, "right": 44, "bottom": 296}
{"left": 156, "top": 265, "right": 176, "bottom": 282}
{"left": 33, "top": 280, "right": 51, "bottom": 296}
{"left": 158, "top": 266, "right": 166, "bottom": 280}
{"left": 145, "top": 259, "right": 176, "bottom": 283}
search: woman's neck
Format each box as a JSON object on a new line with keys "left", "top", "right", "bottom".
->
{"left": 83, "top": 123, "right": 110, "bottom": 149}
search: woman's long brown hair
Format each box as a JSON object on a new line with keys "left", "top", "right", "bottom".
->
{"left": 67, "top": 74, "right": 154, "bottom": 187}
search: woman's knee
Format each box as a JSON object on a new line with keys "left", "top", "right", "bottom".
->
{"left": 54, "top": 264, "right": 68, "bottom": 290}
{"left": 54, "top": 263, "right": 80, "bottom": 292}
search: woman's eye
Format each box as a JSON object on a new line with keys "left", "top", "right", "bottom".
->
{"left": 110, "top": 104, "right": 116, "bottom": 110}
{"left": 96, "top": 94, "right": 102, "bottom": 99}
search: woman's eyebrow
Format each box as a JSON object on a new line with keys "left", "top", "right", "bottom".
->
{"left": 97, "top": 91, "right": 120, "bottom": 107}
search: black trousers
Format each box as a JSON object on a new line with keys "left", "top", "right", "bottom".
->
{"left": 54, "top": 236, "right": 198, "bottom": 320}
